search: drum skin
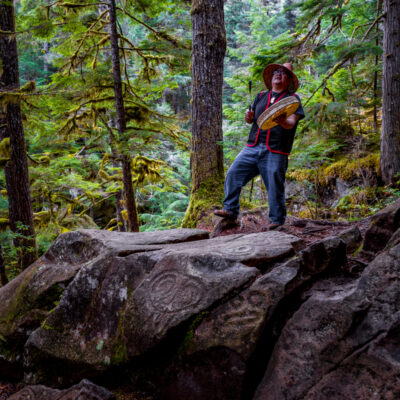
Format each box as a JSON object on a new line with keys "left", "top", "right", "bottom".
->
{"left": 257, "top": 96, "right": 300, "bottom": 130}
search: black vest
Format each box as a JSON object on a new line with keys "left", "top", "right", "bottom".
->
{"left": 247, "top": 91, "right": 303, "bottom": 155}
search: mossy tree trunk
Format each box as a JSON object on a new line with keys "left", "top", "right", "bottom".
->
{"left": 0, "top": 0, "right": 37, "bottom": 270}
{"left": 182, "top": 0, "right": 226, "bottom": 227}
{"left": 108, "top": 0, "right": 139, "bottom": 231}
{"left": 380, "top": 0, "right": 400, "bottom": 184}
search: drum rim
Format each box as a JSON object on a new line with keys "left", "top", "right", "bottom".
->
{"left": 257, "top": 97, "right": 299, "bottom": 128}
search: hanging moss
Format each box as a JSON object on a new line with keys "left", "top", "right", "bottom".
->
{"left": 125, "top": 105, "right": 150, "bottom": 123}
{"left": 38, "top": 155, "right": 51, "bottom": 165}
{"left": 131, "top": 155, "right": 164, "bottom": 185}
{"left": 0, "top": 218, "right": 9, "bottom": 231}
{"left": 0, "top": 137, "right": 11, "bottom": 159}
{"left": 20, "top": 80, "right": 36, "bottom": 93}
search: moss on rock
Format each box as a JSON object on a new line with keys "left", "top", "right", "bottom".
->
{"left": 320, "top": 153, "right": 380, "bottom": 185}
{"left": 288, "top": 153, "right": 380, "bottom": 187}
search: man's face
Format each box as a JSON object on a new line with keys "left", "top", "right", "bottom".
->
{"left": 272, "top": 68, "right": 290, "bottom": 89}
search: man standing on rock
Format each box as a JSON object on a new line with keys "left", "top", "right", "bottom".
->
{"left": 214, "top": 63, "right": 305, "bottom": 229}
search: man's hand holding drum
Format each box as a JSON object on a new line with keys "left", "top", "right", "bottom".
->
{"left": 272, "top": 112, "right": 298, "bottom": 130}
{"left": 245, "top": 109, "right": 254, "bottom": 123}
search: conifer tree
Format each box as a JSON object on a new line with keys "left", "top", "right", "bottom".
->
{"left": 182, "top": 0, "right": 226, "bottom": 227}
{"left": 380, "top": 0, "right": 400, "bottom": 184}
{"left": 108, "top": 0, "right": 139, "bottom": 231}
{"left": 0, "top": 0, "right": 37, "bottom": 270}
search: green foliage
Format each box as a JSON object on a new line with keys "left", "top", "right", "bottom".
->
{"left": 0, "top": 0, "right": 193, "bottom": 281}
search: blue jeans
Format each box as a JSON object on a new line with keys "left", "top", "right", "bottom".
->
{"left": 223, "top": 145, "right": 288, "bottom": 224}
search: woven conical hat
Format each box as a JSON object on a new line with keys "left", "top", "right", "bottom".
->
{"left": 263, "top": 63, "right": 299, "bottom": 93}
{"left": 257, "top": 96, "right": 299, "bottom": 130}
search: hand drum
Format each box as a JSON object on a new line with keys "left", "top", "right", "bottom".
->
{"left": 257, "top": 96, "right": 300, "bottom": 130}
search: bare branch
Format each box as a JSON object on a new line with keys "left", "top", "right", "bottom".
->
{"left": 361, "top": 12, "right": 385, "bottom": 41}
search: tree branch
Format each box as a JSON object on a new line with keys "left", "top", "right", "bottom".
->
{"left": 304, "top": 57, "right": 349, "bottom": 106}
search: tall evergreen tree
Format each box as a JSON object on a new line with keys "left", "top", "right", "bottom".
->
{"left": 108, "top": 0, "right": 139, "bottom": 231}
{"left": 0, "top": 0, "right": 37, "bottom": 270}
{"left": 380, "top": 0, "right": 400, "bottom": 184}
{"left": 183, "top": 0, "right": 226, "bottom": 227}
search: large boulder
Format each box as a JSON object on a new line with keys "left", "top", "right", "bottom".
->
{"left": 23, "top": 231, "right": 302, "bottom": 386}
{"left": 254, "top": 233, "right": 400, "bottom": 399}
{"left": 189, "top": 236, "right": 346, "bottom": 360}
{"left": 0, "top": 228, "right": 209, "bottom": 380}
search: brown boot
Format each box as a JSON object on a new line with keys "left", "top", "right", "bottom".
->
{"left": 269, "top": 223, "right": 283, "bottom": 230}
{"left": 214, "top": 209, "right": 236, "bottom": 219}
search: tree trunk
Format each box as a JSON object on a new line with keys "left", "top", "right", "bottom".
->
{"left": 108, "top": 0, "right": 139, "bottom": 231}
{"left": 122, "top": 155, "right": 139, "bottom": 232}
{"left": 183, "top": 0, "right": 226, "bottom": 227}
{"left": 373, "top": 0, "right": 382, "bottom": 133}
{"left": 0, "top": 242, "right": 8, "bottom": 286}
{"left": 0, "top": 0, "right": 37, "bottom": 270}
{"left": 380, "top": 0, "right": 400, "bottom": 185}
{"left": 115, "top": 190, "right": 126, "bottom": 231}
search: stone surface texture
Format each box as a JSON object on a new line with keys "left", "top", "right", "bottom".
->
{"left": 123, "top": 253, "right": 258, "bottom": 356}
{"left": 363, "top": 197, "right": 400, "bottom": 253}
{"left": 24, "top": 229, "right": 302, "bottom": 386}
{"left": 8, "top": 379, "right": 115, "bottom": 400}
{"left": 189, "top": 236, "right": 346, "bottom": 360}
{"left": 254, "top": 236, "right": 400, "bottom": 400}
{"left": 162, "top": 231, "right": 304, "bottom": 268}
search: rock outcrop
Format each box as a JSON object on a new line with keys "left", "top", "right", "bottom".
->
{"left": 363, "top": 197, "right": 400, "bottom": 253}
{"left": 254, "top": 236, "right": 400, "bottom": 400}
{"left": 1, "top": 200, "right": 399, "bottom": 400}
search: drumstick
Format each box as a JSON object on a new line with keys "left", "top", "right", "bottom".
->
{"left": 248, "top": 80, "right": 252, "bottom": 111}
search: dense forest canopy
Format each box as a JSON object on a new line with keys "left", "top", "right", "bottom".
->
{"left": 0, "top": 0, "right": 398, "bottom": 282}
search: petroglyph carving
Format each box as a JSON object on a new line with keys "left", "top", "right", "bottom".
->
{"left": 149, "top": 271, "right": 205, "bottom": 313}
{"left": 223, "top": 290, "right": 266, "bottom": 328}
{"left": 214, "top": 244, "right": 255, "bottom": 257}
